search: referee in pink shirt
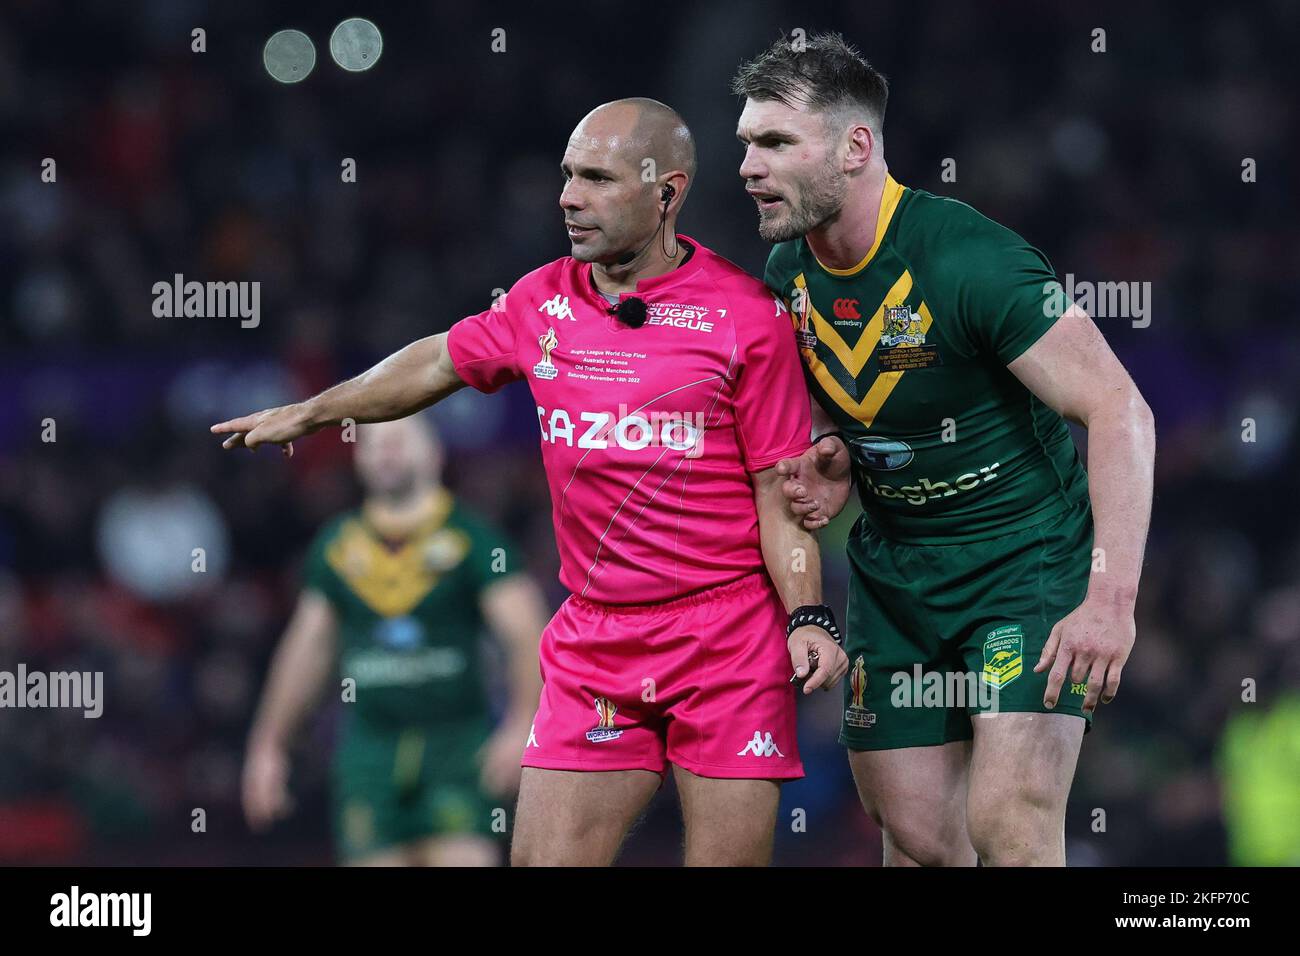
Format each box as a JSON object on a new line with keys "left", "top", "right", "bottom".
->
{"left": 213, "top": 98, "right": 848, "bottom": 866}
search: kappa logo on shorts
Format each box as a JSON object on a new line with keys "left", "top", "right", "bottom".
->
{"left": 585, "top": 697, "right": 623, "bottom": 743}
{"left": 526, "top": 722, "right": 540, "bottom": 748}
{"left": 844, "top": 655, "right": 877, "bottom": 729}
{"left": 737, "top": 731, "right": 784, "bottom": 757}
{"left": 981, "top": 624, "right": 1024, "bottom": 689}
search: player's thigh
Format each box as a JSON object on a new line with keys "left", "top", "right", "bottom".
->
{"left": 839, "top": 525, "right": 972, "bottom": 753}
{"left": 967, "top": 711, "right": 1083, "bottom": 863}
{"left": 410, "top": 833, "right": 501, "bottom": 867}
{"left": 848, "top": 743, "right": 976, "bottom": 866}
{"left": 511, "top": 766, "right": 660, "bottom": 866}
{"left": 673, "top": 766, "right": 780, "bottom": 867}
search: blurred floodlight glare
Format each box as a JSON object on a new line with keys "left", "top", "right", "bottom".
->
{"left": 96, "top": 485, "right": 230, "bottom": 601}
{"left": 330, "top": 18, "right": 383, "bottom": 72}
{"left": 263, "top": 29, "right": 316, "bottom": 83}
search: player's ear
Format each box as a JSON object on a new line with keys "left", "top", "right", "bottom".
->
{"left": 844, "top": 124, "right": 874, "bottom": 172}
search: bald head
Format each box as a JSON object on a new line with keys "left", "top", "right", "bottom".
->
{"left": 560, "top": 98, "right": 697, "bottom": 264}
{"left": 575, "top": 98, "right": 697, "bottom": 185}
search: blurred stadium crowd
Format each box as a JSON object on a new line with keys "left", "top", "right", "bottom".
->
{"left": 0, "top": 0, "right": 1296, "bottom": 864}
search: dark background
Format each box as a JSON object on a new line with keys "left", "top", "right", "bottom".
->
{"left": 0, "top": 0, "right": 1297, "bottom": 865}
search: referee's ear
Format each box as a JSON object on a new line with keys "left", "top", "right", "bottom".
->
{"left": 660, "top": 170, "right": 689, "bottom": 219}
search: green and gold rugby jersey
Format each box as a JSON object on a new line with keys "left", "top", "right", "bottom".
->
{"left": 303, "top": 489, "right": 510, "bottom": 727}
{"left": 766, "top": 175, "right": 1089, "bottom": 545}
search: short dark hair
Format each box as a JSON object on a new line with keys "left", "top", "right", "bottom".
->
{"left": 731, "top": 31, "right": 889, "bottom": 133}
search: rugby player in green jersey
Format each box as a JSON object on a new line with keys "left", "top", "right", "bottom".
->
{"left": 241, "top": 416, "right": 550, "bottom": 865}
{"left": 733, "top": 34, "right": 1156, "bottom": 865}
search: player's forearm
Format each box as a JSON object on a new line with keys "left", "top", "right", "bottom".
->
{"left": 248, "top": 601, "right": 337, "bottom": 751}
{"left": 1083, "top": 391, "right": 1155, "bottom": 603}
{"left": 303, "top": 333, "right": 464, "bottom": 429}
{"left": 250, "top": 655, "right": 333, "bottom": 754}
{"left": 505, "top": 649, "right": 543, "bottom": 727}
{"left": 249, "top": 648, "right": 331, "bottom": 751}
{"left": 756, "top": 472, "right": 823, "bottom": 611}
{"left": 500, "top": 614, "right": 544, "bottom": 727}
{"left": 481, "top": 576, "right": 547, "bottom": 725}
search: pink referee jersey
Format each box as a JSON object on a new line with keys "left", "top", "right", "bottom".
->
{"left": 446, "top": 235, "right": 810, "bottom": 606}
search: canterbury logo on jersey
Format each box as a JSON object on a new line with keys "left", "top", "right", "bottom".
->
{"left": 862, "top": 462, "right": 1000, "bottom": 506}
{"left": 737, "top": 731, "right": 785, "bottom": 757}
{"left": 536, "top": 403, "right": 705, "bottom": 457}
{"left": 832, "top": 298, "right": 861, "bottom": 320}
{"left": 538, "top": 294, "right": 577, "bottom": 321}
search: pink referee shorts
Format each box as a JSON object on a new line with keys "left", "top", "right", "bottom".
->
{"left": 522, "top": 571, "right": 803, "bottom": 780}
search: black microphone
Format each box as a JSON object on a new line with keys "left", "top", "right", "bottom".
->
{"left": 610, "top": 296, "right": 647, "bottom": 328}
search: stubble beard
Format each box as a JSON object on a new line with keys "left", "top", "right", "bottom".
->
{"left": 757, "top": 157, "right": 849, "bottom": 244}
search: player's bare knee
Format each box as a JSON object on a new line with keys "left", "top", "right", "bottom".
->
{"left": 684, "top": 831, "right": 772, "bottom": 867}
{"left": 865, "top": 782, "right": 971, "bottom": 866}
{"left": 967, "top": 788, "right": 1062, "bottom": 865}
{"left": 511, "top": 809, "right": 624, "bottom": 865}
{"left": 881, "top": 816, "right": 969, "bottom": 867}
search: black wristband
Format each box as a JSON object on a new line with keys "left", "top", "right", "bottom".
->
{"left": 787, "top": 603, "right": 843, "bottom": 645}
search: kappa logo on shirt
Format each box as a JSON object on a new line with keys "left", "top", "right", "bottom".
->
{"left": 736, "top": 731, "right": 785, "bottom": 757}
{"left": 538, "top": 294, "right": 577, "bottom": 321}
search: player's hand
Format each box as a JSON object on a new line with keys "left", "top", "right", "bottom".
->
{"left": 477, "top": 717, "right": 530, "bottom": 797}
{"left": 1034, "top": 593, "right": 1135, "bottom": 714}
{"left": 776, "top": 436, "right": 852, "bottom": 530}
{"left": 788, "top": 625, "right": 849, "bottom": 695}
{"left": 211, "top": 402, "right": 318, "bottom": 457}
{"left": 242, "top": 742, "right": 294, "bottom": 832}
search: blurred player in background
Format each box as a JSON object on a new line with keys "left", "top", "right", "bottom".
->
{"left": 734, "top": 34, "right": 1156, "bottom": 865}
{"left": 216, "top": 98, "right": 847, "bottom": 866}
{"left": 241, "top": 415, "right": 549, "bottom": 865}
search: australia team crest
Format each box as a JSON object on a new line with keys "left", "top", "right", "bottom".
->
{"left": 877, "top": 302, "right": 942, "bottom": 371}
{"left": 981, "top": 624, "right": 1024, "bottom": 689}
{"left": 881, "top": 305, "right": 926, "bottom": 347}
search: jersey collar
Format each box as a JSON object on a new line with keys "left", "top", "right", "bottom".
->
{"left": 811, "top": 174, "right": 906, "bottom": 278}
{"left": 578, "top": 234, "right": 705, "bottom": 306}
